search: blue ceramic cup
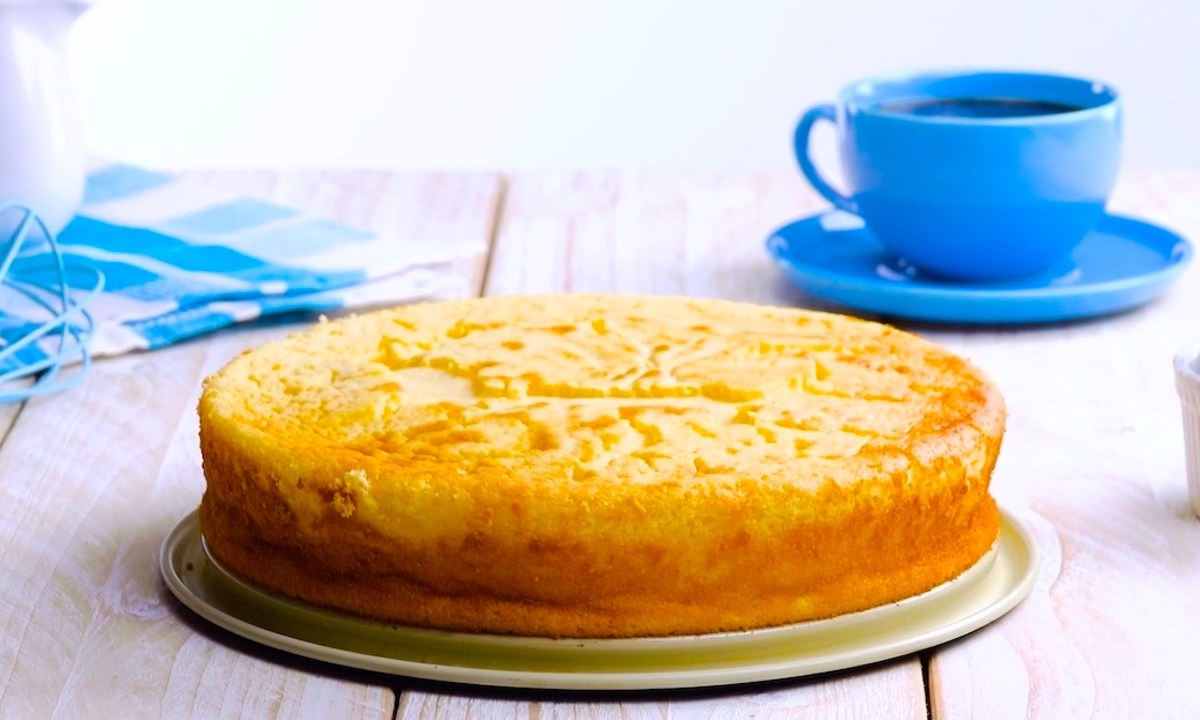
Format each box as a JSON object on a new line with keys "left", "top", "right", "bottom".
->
{"left": 794, "top": 70, "right": 1121, "bottom": 281}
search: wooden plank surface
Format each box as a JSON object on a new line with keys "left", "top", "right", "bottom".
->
{"left": 4, "top": 167, "right": 1199, "bottom": 719}
{"left": 470, "top": 170, "right": 1200, "bottom": 718}
{"left": 925, "top": 171, "right": 1200, "bottom": 719}
{"left": 0, "top": 170, "right": 501, "bottom": 718}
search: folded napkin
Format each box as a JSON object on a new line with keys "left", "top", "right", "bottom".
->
{"left": 0, "top": 164, "right": 484, "bottom": 399}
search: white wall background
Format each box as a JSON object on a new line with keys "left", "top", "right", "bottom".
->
{"left": 69, "top": 0, "right": 1200, "bottom": 171}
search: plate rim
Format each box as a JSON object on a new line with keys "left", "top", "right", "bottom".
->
{"left": 160, "top": 508, "right": 1038, "bottom": 690}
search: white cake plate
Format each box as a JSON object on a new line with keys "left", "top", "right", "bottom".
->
{"left": 160, "top": 509, "right": 1037, "bottom": 690}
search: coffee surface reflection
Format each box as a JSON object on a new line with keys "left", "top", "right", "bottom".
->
{"left": 877, "top": 97, "right": 1084, "bottom": 119}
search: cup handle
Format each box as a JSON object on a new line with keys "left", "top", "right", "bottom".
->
{"left": 794, "top": 104, "right": 856, "bottom": 213}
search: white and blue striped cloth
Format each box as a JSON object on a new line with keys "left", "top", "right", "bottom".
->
{"left": 0, "top": 164, "right": 483, "bottom": 396}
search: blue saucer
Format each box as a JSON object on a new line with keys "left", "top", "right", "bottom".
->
{"left": 765, "top": 211, "right": 1193, "bottom": 324}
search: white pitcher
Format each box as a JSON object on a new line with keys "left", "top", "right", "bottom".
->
{"left": 0, "top": 0, "right": 91, "bottom": 236}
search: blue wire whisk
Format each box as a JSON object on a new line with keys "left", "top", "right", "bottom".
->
{"left": 0, "top": 204, "right": 103, "bottom": 403}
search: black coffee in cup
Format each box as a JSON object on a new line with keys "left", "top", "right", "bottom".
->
{"left": 878, "top": 97, "right": 1084, "bottom": 119}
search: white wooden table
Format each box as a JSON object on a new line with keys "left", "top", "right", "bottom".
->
{"left": 2, "top": 169, "right": 1198, "bottom": 718}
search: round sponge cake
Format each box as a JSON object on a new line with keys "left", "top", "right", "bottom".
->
{"left": 198, "top": 294, "right": 1004, "bottom": 638}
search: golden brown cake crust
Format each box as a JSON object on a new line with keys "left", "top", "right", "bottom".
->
{"left": 197, "top": 294, "right": 1004, "bottom": 638}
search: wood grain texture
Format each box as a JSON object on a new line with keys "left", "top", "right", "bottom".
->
{"left": 0, "top": 395, "right": 24, "bottom": 448}
{"left": 398, "top": 660, "right": 922, "bottom": 720}
{"left": 0, "top": 330, "right": 396, "bottom": 720}
{"left": 0, "top": 170, "right": 500, "bottom": 718}
{"left": 926, "top": 170, "right": 1200, "bottom": 719}
{"left": 484, "top": 172, "right": 828, "bottom": 306}
{"left": 6, "top": 167, "right": 1199, "bottom": 718}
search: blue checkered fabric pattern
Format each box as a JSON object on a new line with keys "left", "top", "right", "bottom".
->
{"left": 0, "top": 164, "right": 482, "bottom": 377}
